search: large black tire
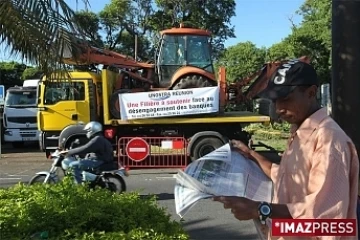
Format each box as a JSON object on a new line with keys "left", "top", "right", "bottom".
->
{"left": 110, "top": 89, "right": 131, "bottom": 119}
{"left": 172, "top": 75, "right": 217, "bottom": 90}
{"left": 190, "top": 137, "right": 224, "bottom": 161}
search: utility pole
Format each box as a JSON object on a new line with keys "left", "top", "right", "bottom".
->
{"left": 332, "top": 0, "right": 360, "bottom": 155}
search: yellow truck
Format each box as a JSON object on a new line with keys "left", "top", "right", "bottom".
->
{"left": 37, "top": 68, "right": 269, "bottom": 161}
{"left": 36, "top": 25, "right": 275, "bottom": 168}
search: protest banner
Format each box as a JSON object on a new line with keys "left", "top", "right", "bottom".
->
{"left": 118, "top": 86, "right": 219, "bottom": 120}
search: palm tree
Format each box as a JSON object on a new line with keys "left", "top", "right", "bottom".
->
{"left": 0, "top": 0, "right": 89, "bottom": 76}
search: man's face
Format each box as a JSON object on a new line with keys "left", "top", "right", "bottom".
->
{"left": 274, "top": 85, "right": 317, "bottom": 125}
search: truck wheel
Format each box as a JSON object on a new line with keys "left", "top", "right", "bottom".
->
{"left": 172, "top": 75, "right": 217, "bottom": 90}
{"left": 191, "top": 137, "right": 224, "bottom": 161}
{"left": 110, "top": 89, "right": 131, "bottom": 119}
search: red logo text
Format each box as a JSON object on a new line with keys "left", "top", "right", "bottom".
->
{"left": 271, "top": 219, "right": 356, "bottom": 237}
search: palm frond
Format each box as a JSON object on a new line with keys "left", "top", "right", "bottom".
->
{"left": 0, "top": 0, "right": 90, "bottom": 79}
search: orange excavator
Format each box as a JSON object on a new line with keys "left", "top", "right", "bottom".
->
{"left": 62, "top": 23, "right": 218, "bottom": 94}
{"left": 61, "top": 23, "right": 310, "bottom": 117}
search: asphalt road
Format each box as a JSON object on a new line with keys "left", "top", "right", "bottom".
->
{"left": 0, "top": 144, "right": 260, "bottom": 240}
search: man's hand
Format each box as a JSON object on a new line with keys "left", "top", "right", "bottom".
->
{"left": 230, "top": 139, "right": 253, "bottom": 159}
{"left": 231, "top": 139, "right": 274, "bottom": 178}
{"left": 59, "top": 150, "right": 68, "bottom": 155}
{"left": 213, "top": 196, "right": 259, "bottom": 220}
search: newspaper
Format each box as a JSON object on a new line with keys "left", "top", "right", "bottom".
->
{"left": 174, "top": 143, "right": 273, "bottom": 239}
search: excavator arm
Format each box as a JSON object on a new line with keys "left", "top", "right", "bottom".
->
{"left": 226, "top": 56, "right": 310, "bottom": 104}
{"left": 61, "top": 39, "right": 157, "bottom": 85}
{"left": 62, "top": 42, "right": 154, "bottom": 69}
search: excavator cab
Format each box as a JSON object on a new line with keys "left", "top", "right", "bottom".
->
{"left": 156, "top": 25, "right": 215, "bottom": 88}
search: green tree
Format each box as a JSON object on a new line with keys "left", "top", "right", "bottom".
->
{"left": 22, "top": 67, "right": 42, "bottom": 80}
{"left": 73, "top": 10, "right": 104, "bottom": 47}
{"left": 0, "top": 0, "right": 91, "bottom": 76}
{"left": 98, "top": 0, "right": 154, "bottom": 60}
{"left": 270, "top": 0, "right": 331, "bottom": 84}
{"left": 292, "top": 0, "right": 331, "bottom": 84}
{"left": 148, "top": 0, "right": 236, "bottom": 58}
{"left": 267, "top": 39, "right": 295, "bottom": 61}
{"left": 215, "top": 41, "right": 266, "bottom": 81}
{"left": 0, "top": 61, "right": 26, "bottom": 86}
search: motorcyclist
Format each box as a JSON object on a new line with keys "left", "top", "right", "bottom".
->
{"left": 61, "top": 121, "right": 114, "bottom": 184}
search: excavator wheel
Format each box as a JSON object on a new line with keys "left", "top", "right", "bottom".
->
{"left": 172, "top": 75, "right": 217, "bottom": 90}
{"left": 110, "top": 89, "right": 132, "bottom": 119}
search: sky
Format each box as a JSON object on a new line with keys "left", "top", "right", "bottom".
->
{"left": 0, "top": 0, "right": 304, "bottom": 62}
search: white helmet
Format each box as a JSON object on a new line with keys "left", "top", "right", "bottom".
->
{"left": 83, "top": 121, "right": 102, "bottom": 139}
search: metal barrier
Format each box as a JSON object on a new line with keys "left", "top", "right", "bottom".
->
{"left": 117, "top": 136, "right": 189, "bottom": 169}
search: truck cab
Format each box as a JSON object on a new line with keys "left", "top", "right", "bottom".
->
{"left": 3, "top": 79, "right": 40, "bottom": 147}
{"left": 37, "top": 71, "right": 102, "bottom": 156}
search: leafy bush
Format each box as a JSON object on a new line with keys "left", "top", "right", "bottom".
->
{"left": 0, "top": 177, "right": 189, "bottom": 240}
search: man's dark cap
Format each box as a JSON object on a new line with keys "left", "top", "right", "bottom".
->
{"left": 257, "top": 60, "right": 319, "bottom": 100}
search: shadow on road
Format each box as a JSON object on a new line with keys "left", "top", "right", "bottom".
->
{"left": 181, "top": 218, "right": 259, "bottom": 240}
{"left": 140, "top": 193, "right": 175, "bottom": 201}
{"left": 1, "top": 142, "right": 42, "bottom": 154}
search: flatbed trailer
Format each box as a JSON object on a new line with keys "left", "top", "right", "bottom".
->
{"left": 39, "top": 106, "right": 269, "bottom": 158}
{"left": 37, "top": 68, "right": 270, "bottom": 168}
{"left": 49, "top": 111, "right": 269, "bottom": 170}
{"left": 110, "top": 111, "right": 269, "bottom": 125}
{"left": 114, "top": 112, "right": 270, "bottom": 170}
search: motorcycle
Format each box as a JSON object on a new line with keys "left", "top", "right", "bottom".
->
{"left": 29, "top": 139, "right": 128, "bottom": 193}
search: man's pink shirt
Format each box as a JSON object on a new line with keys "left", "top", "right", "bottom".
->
{"left": 268, "top": 108, "right": 359, "bottom": 240}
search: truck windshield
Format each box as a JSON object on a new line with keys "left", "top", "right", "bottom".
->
{"left": 158, "top": 34, "right": 213, "bottom": 72}
{"left": 187, "top": 35, "right": 213, "bottom": 72}
{"left": 5, "top": 90, "right": 37, "bottom": 107}
{"left": 43, "top": 82, "right": 85, "bottom": 105}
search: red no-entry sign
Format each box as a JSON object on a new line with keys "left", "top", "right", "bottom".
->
{"left": 126, "top": 137, "right": 150, "bottom": 162}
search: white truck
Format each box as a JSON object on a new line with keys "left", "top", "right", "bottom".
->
{"left": 3, "top": 79, "right": 40, "bottom": 147}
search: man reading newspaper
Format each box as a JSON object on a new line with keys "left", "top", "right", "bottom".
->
{"left": 214, "top": 61, "right": 359, "bottom": 240}
{"left": 174, "top": 142, "right": 272, "bottom": 239}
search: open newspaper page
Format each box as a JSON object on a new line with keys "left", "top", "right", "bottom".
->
{"left": 174, "top": 143, "right": 273, "bottom": 217}
{"left": 174, "top": 143, "right": 273, "bottom": 239}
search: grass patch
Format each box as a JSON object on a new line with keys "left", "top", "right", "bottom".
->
{"left": 252, "top": 135, "right": 287, "bottom": 152}
{"left": 246, "top": 123, "right": 290, "bottom": 152}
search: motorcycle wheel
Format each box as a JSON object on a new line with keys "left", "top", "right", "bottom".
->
{"left": 29, "top": 174, "right": 56, "bottom": 185}
{"left": 100, "top": 174, "right": 126, "bottom": 193}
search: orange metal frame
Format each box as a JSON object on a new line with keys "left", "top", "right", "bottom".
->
{"left": 117, "top": 137, "right": 189, "bottom": 170}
